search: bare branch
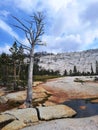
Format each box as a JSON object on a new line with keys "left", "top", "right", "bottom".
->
{"left": 25, "top": 32, "right": 32, "bottom": 44}
{"left": 33, "top": 17, "right": 44, "bottom": 43}
{"left": 12, "top": 24, "right": 29, "bottom": 33}
{"left": 12, "top": 12, "right": 45, "bottom": 48}
{"left": 12, "top": 15, "right": 30, "bottom": 32}
{"left": 14, "top": 38, "right": 31, "bottom": 51}
{"left": 35, "top": 43, "right": 46, "bottom": 46}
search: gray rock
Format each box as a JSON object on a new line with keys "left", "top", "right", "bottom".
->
{"left": 0, "top": 96, "right": 8, "bottom": 104}
{"left": 0, "top": 114, "right": 15, "bottom": 124}
{"left": 5, "top": 91, "right": 26, "bottom": 102}
{"left": 37, "top": 105, "right": 76, "bottom": 120}
{"left": 22, "top": 115, "right": 98, "bottom": 130}
{"left": 2, "top": 120, "right": 26, "bottom": 130}
{"left": 3, "top": 108, "right": 38, "bottom": 123}
{"left": 38, "top": 49, "right": 98, "bottom": 75}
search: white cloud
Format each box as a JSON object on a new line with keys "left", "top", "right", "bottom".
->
{"left": 0, "top": 10, "right": 10, "bottom": 17}
{"left": 13, "top": 0, "right": 38, "bottom": 13}
{"left": 81, "top": 29, "right": 98, "bottom": 49}
{"left": 0, "top": 44, "right": 11, "bottom": 54}
{"left": 8, "top": 0, "right": 73, "bottom": 14}
{"left": 1, "top": 0, "right": 98, "bottom": 53}
{"left": 0, "top": 19, "right": 19, "bottom": 39}
{"left": 20, "top": 37, "right": 31, "bottom": 47}
{"left": 36, "top": 34, "right": 82, "bottom": 53}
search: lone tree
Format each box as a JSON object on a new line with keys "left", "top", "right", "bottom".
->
{"left": 12, "top": 12, "right": 45, "bottom": 107}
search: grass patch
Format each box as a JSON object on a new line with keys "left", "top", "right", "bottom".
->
{"left": 74, "top": 78, "right": 85, "bottom": 84}
{"left": 34, "top": 75, "right": 60, "bottom": 82}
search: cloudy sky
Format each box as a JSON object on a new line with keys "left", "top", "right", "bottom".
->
{"left": 0, "top": 0, "right": 98, "bottom": 54}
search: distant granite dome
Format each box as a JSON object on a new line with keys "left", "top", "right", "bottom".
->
{"left": 38, "top": 49, "right": 98, "bottom": 75}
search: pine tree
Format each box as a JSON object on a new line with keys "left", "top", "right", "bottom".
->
{"left": 64, "top": 69, "right": 67, "bottom": 76}
{"left": 91, "top": 64, "right": 94, "bottom": 75}
{"left": 69, "top": 69, "right": 72, "bottom": 76}
{"left": 73, "top": 65, "right": 77, "bottom": 76}
{"left": 96, "top": 61, "right": 98, "bottom": 75}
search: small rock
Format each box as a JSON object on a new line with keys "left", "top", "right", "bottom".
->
{"left": 91, "top": 99, "right": 98, "bottom": 103}
{"left": 43, "top": 101, "right": 57, "bottom": 106}
{"left": 2, "top": 120, "right": 26, "bottom": 130}
{"left": 80, "top": 105, "right": 86, "bottom": 110}
{"left": 18, "top": 103, "right": 27, "bottom": 109}
{"left": 37, "top": 105, "right": 76, "bottom": 120}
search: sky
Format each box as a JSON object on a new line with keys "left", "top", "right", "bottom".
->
{"left": 0, "top": 0, "right": 98, "bottom": 54}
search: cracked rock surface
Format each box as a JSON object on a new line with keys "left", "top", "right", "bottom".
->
{"left": 0, "top": 105, "right": 76, "bottom": 130}
{"left": 22, "top": 115, "right": 98, "bottom": 130}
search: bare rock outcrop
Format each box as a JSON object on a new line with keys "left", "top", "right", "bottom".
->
{"left": 3, "top": 108, "right": 38, "bottom": 123}
{"left": 2, "top": 120, "right": 26, "bottom": 130}
{"left": 37, "top": 105, "right": 76, "bottom": 120}
{"left": 22, "top": 115, "right": 98, "bottom": 130}
{"left": 0, "top": 114, "right": 16, "bottom": 124}
{"left": 38, "top": 49, "right": 98, "bottom": 75}
{"left": 0, "top": 105, "right": 76, "bottom": 130}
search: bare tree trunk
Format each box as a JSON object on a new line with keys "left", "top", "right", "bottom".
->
{"left": 25, "top": 46, "right": 34, "bottom": 107}
{"left": 12, "top": 12, "right": 45, "bottom": 108}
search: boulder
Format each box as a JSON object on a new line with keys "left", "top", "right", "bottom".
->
{"left": 6, "top": 91, "right": 26, "bottom": 102}
{"left": 3, "top": 108, "right": 38, "bottom": 123}
{"left": 37, "top": 105, "right": 76, "bottom": 120}
{"left": 0, "top": 114, "right": 15, "bottom": 124}
{"left": 22, "top": 115, "right": 98, "bottom": 130}
{"left": 2, "top": 120, "right": 26, "bottom": 130}
{"left": 0, "top": 96, "right": 8, "bottom": 104}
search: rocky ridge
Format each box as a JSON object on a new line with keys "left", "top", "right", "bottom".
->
{"left": 38, "top": 49, "right": 98, "bottom": 75}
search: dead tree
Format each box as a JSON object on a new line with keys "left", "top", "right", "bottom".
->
{"left": 12, "top": 12, "right": 45, "bottom": 107}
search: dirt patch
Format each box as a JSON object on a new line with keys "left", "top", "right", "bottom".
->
{"left": 0, "top": 103, "right": 10, "bottom": 113}
{"left": 0, "top": 101, "right": 22, "bottom": 113}
{"left": 0, "top": 77, "right": 98, "bottom": 112}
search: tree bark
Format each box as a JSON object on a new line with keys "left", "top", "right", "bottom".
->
{"left": 25, "top": 46, "right": 34, "bottom": 107}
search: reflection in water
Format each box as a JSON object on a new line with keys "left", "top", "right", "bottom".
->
{"left": 64, "top": 99, "right": 98, "bottom": 118}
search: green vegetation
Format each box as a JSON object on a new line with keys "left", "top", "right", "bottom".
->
{"left": 34, "top": 75, "right": 60, "bottom": 82}
{"left": 94, "top": 77, "right": 98, "bottom": 82}
{"left": 96, "top": 61, "right": 98, "bottom": 75}
{"left": 64, "top": 63, "right": 98, "bottom": 76}
{"left": 0, "top": 46, "right": 61, "bottom": 91}
{"left": 74, "top": 78, "right": 85, "bottom": 84}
